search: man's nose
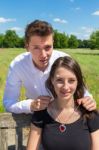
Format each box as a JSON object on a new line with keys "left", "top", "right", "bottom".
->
{"left": 41, "top": 49, "right": 46, "bottom": 57}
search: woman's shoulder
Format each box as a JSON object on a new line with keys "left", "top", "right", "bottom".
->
{"left": 87, "top": 111, "right": 99, "bottom": 132}
{"left": 32, "top": 109, "right": 47, "bottom": 119}
{"left": 31, "top": 109, "right": 48, "bottom": 128}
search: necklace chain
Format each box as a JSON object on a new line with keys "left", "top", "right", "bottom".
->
{"left": 50, "top": 104, "right": 80, "bottom": 133}
{"left": 55, "top": 105, "right": 80, "bottom": 124}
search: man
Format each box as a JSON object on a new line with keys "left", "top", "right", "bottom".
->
{"left": 3, "top": 20, "right": 96, "bottom": 114}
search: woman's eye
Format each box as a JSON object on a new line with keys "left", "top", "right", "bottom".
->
{"left": 69, "top": 79, "right": 76, "bottom": 83}
{"left": 56, "top": 79, "right": 63, "bottom": 83}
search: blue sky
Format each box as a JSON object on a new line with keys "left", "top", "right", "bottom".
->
{"left": 0, "top": 0, "right": 99, "bottom": 39}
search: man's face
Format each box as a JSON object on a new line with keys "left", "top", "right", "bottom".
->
{"left": 27, "top": 34, "right": 53, "bottom": 71}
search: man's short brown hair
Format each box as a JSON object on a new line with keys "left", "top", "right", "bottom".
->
{"left": 25, "top": 20, "right": 54, "bottom": 44}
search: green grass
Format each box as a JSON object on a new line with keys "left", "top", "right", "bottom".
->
{"left": 0, "top": 48, "right": 99, "bottom": 112}
{"left": 0, "top": 48, "right": 25, "bottom": 112}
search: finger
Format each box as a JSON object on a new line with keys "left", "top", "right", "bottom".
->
{"left": 37, "top": 99, "right": 50, "bottom": 105}
{"left": 83, "top": 99, "right": 96, "bottom": 108}
{"left": 39, "top": 102, "right": 49, "bottom": 108}
{"left": 78, "top": 96, "right": 92, "bottom": 105}
{"left": 36, "top": 100, "right": 49, "bottom": 110}
{"left": 83, "top": 100, "right": 94, "bottom": 107}
{"left": 39, "top": 95, "right": 52, "bottom": 101}
{"left": 84, "top": 105, "right": 96, "bottom": 111}
{"left": 77, "top": 99, "right": 82, "bottom": 105}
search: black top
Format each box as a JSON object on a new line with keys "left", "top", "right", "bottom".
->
{"left": 31, "top": 109, "right": 99, "bottom": 150}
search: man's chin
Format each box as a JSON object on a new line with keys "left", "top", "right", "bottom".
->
{"left": 39, "top": 64, "right": 48, "bottom": 71}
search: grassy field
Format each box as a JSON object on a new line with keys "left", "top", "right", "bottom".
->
{"left": 0, "top": 48, "right": 99, "bottom": 112}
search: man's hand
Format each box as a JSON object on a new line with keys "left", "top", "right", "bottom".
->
{"left": 77, "top": 96, "right": 96, "bottom": 111}
{"left": 30, "top": 95, "right": 51, "bottom": 112}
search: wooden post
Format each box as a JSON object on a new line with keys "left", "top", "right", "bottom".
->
{"left": 15, "top": 127, "right": 23, "bottom": 150}
{"left": 0, "top": 113, "right": 32, "bottom": 150}
{"left": 0, "top": 128, "right": 8, "bottom": 150}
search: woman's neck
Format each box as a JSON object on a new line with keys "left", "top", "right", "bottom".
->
{"left": 54, "top": 98, "right": 75, "bottom": 111}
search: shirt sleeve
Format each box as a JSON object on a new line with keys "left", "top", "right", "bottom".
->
{"left": 87, "top": 112, "right": 99, "bottom": 132}
{"left": 31, "top": 110, "right": 45, "bottom": 128}
{"left": 3, "top": 64, "right": 32, "bottom": 114}
{"left": 84, "top": 89, "right": 93, "bottom": 98}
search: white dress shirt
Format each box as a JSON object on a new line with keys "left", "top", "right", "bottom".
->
{"left": 3, "top": 50, "right": 69, "bottom": 113}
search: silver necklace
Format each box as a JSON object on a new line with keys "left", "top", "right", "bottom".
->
{"left": 51, "top": 104, "right": 80, "bottom": 133}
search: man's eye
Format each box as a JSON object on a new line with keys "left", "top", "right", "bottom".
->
{"left": 45, "top": 46, "right": 52, "bottom": 51}
{"left": 34, "top": 47, "right": 40, "bottom": 51}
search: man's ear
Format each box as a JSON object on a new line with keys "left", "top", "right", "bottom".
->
{"left": 25, "top": 43, "right": 29, "bottom": 51}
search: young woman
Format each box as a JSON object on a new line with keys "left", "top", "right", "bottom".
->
{"left": 27, "top": 56, "right": 99, "bottom": 150}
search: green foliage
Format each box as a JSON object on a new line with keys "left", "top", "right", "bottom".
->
{"left": 3, "top": 30, "right": 19, "bottom": 48}
{"left": 0, "top": 34, "right": 4, "bottom": 48}
{"left": 90, "top": 30, "right": 99, "bottom": 49}
{"left": 53, "top": 30, "right": 68, "bottom": 48}
{"left": 0, "top": 29, "right": 99, "bottom": 49}
{"left": 68, "top": 35, "right": 78, "bottom": 48}
{"left": 0, "top": 30, "right": 24, "bottom": 48}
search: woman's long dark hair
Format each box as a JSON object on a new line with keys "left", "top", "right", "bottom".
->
{"left": 46, "top": 56, "right": 97, "bottom": 119}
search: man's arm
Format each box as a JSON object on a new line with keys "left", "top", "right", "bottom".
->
{"left": 3, "top": 65, "right": 33, "bottom": 114}
{"left": 3, "top": 68, "right": 51, "bottom": 114}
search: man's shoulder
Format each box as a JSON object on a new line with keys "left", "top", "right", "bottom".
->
{"left": 52, "top": 49, "right": 70, "bottom": 57}
{"left": 10, "top": 52, "right": 30, "bottom": 67}
{"left": 51, "top": 50, "right": 70, "bottom": 61}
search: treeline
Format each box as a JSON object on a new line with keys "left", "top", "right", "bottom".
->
{"left": 0, "top": 29, "right": 99, "bottom": 49}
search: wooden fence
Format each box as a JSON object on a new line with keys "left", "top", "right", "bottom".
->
{"left": 0, "top": 113, "right": 32, "bottom": 150}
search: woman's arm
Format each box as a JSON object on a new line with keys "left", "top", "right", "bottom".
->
{"left": 91, "top": 129, "right": 99, "bottom": 150}
{"left": 27, "top": 124, "right": 42, "bottom": 150}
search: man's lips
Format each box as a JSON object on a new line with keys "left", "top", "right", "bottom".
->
{"left": 40, "top": 59, "right": 48, "bottom": 63}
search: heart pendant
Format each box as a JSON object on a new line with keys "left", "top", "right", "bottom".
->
{"left": 59, "top": 124, "right": 66, "bottom": 132}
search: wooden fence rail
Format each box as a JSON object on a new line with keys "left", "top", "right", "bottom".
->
{"left": 0, "top": 113, "right": 32, "bottom": 150}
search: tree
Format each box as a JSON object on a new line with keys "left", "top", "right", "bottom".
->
{"left": 53, "top": 30, "right": 68, "bottom": 48}
{"left": 53, "top": 30, "right": 61, "bottom": 48}
{"left": 0, "top": 34, "right": 4, "bottom": 48}
{"left": 77, "top": 39, "right": 83, "bottom": 48}
{"left": 68, "top": 35, "right": 78, "bottom": 48}
{"left": 90, "top": 30, "right": 99, "bottom": 49}
{"left": 82, "top": 40, "right": 90, "bottom": 48}
{"left": 3, "top": 30, "right": 19, "bottom": 48}
{"left": 59, "top": 32, "right": 68, "bottom": 48}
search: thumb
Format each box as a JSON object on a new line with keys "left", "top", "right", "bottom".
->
{"left": 77, "top": 99, "right": 82, "bottom": 105}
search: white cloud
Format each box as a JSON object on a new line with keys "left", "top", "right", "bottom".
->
{"left": 70, "top": 32, "right": 81, "bottom": 36}
{"left": 10, "top": 27, "right": 22, "bottom": 32}
{"left": 81, "top": 26, "right": 94, "bottom": 33}
{"left": 53, "top": 18, "right": 68, "bottom": 24}
{"left": 0, "top": 17, "right": 16, "bottom": 23}
{"left": 92, "top": 10, "right": 99, "bottom": 16}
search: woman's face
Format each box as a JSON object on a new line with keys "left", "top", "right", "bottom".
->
{"left": 51, "top": 67, "right": 78, "bottom": 101}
